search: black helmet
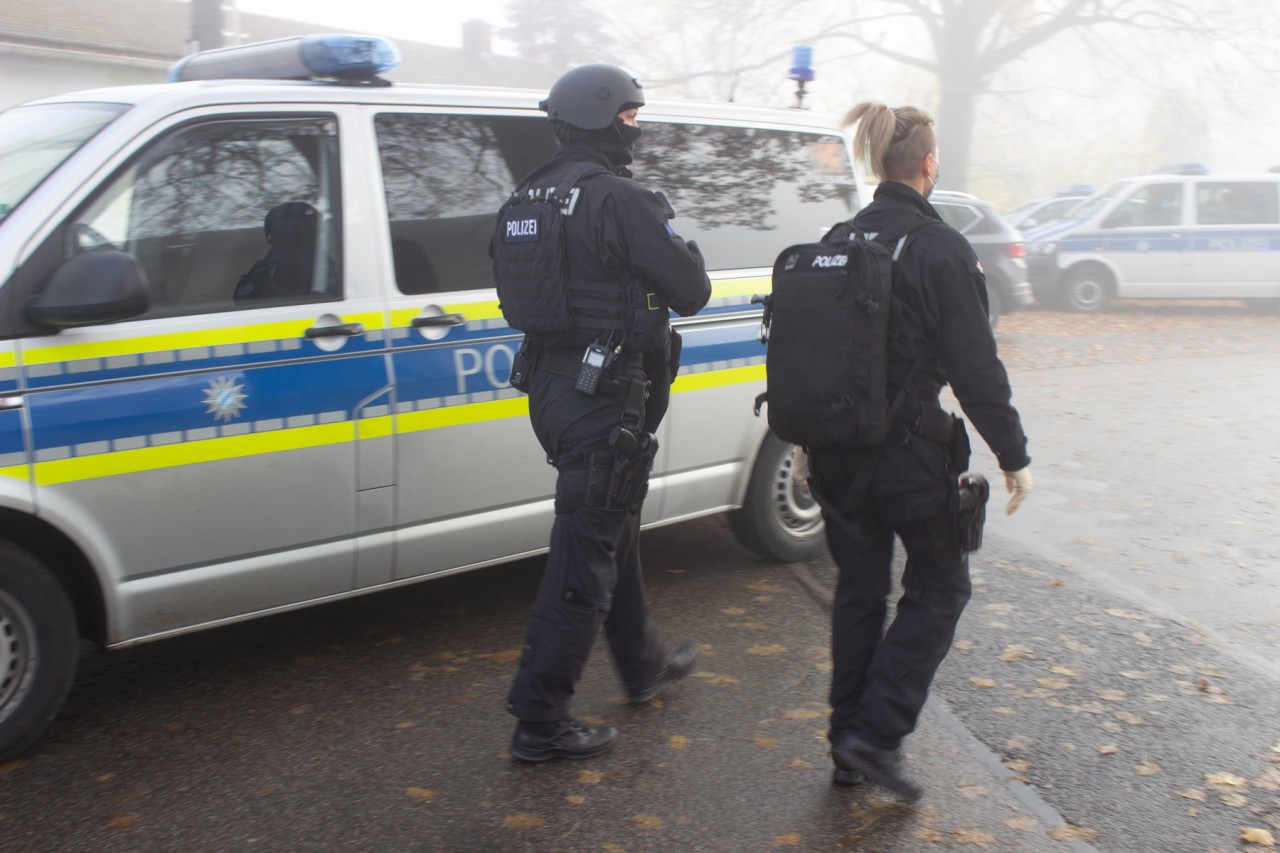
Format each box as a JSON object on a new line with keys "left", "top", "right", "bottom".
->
{"left": 539, "top": 64, "right": 645, "bottom": 131}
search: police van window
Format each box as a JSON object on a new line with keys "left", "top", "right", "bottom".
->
{"left": 634, "top": 124, "right": 857, "bottom": 269}
{"left": 1104, "top": 182, "right": 1182, "bottom": 228}
{"left": 69, "top": 116, "right": 341, "bottom": 314}
{"left": 1196, "top": 182, "right": 1280, "bottom": 225}
{"left": 376, "top": 113, "right": 556, "bottom": 294}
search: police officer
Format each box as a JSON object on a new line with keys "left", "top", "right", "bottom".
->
{"left": 811, "top": 102, "right": 1033, "bottom": 799}
{"left": 501, "top": 65, "right": 711, "bottom": 761}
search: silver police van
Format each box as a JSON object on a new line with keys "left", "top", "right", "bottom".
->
{"left": 0, "top": 36, "right": 863, "bottom": 759}
{"left": 1025, "top": 172, "right": 1280, "bottom": 312}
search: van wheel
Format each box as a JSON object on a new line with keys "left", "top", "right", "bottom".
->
{"left": 0, "top": 543, "right": 78, "bottom": 763}
{"left": 1061, "top": 266, "right": 1112, "bottom": 312}
{"left": 729, "top": 434, "right": 826, "bottom": 562}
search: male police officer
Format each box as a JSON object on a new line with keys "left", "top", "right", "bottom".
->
{"left": 499, "top": 65, "right": 711, "bottom": 761}
{"left": 810, "top": 102, "right": 1033, "bottom": 799}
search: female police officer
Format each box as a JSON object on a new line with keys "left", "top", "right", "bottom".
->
{"left": 812, "top": 102, "right": 1033, "bottom": 798}
{"left": 499, "top": 65, "right": 711, "bottom": 761}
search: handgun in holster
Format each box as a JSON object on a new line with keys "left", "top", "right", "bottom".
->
{"left": 586, "top": 426, "right": 659, "bottom": 513}
{"left": 957, "top": 473, "right": 990, "bottom": 553}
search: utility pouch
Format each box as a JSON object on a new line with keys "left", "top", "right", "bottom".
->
{"left": 667, "top": 328, "right": 684, "bottom": 381}
{"left": 625, "top": 280, "right": 671, "bottom": 353}
{"left": 949, "top": 416, "right": 972, "bottom": 474}
{"left": 610, "top": 427, "right": 659, "bottom": 512}
{"left": 957, "top": 473, "right": 990, "bottom": 553}
{"left": 509, "top": 337, "right": 532, "bottom": 393}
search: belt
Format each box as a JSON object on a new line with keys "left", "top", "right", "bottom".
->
{"left": 537, "top": 352, "right": 630, "bottom": 397}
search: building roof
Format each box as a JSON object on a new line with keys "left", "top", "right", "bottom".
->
{"left": 0, "top": 0, "right": 560, "bottom": 87}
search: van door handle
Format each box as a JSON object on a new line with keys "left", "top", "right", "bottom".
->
{"left": 0, "top": 395, "right": 23, "bottom": 411}
{"left": 305, "top": 322, "right": 365, "bottom": 339}
{"left": 411, "top": 313, "right": 466, "bottom": 329}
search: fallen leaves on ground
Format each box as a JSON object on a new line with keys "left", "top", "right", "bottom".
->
{"left": 773, "top": 834, "right": 804, "bottom": 847}
{"left": 1206, "top": 771, "right": 1248, "bottom": 787}
{"left": 1134, "top": 760, "right": 1161, "bottom": 776}
{"left": 1049, "top": 824, "right": 1100, "bottom": 841}
{"left": 631, "top": 814, "right": 666, "bottom": 829}
{"left": 405, "top": 787, "right": 437, "bottom": 802}
{"left": 668, "top": 735, "right": 689, "bottom": 750}
{"left": 746, "top": 644, "right": 787, "bottom": 656}
{"left": 1241, "top": 827, "right": 1275, "bottom": 846}
{"left": 106, "top": 813, "right": 140, "bottom": 830}
{"left": 968, "top": 677, "right": 999, "bottom": 688}
{"left": 999, "top": 644, "right": 1033, "bottom": 662}
{"left": 1004, "top": 816, "right": 1040, "bottom": 832}
{"left": 952, "top": 827, "right": 996, "bottom": 846}
{"left": 754, "top": 736, "right": 781, "bottom": 749}
{"left": 781, "top": 708, "right": 825, "bottom": 721}
{"left": 504, "top": 813, "right": 546, "bottom": 829}
{"left": 1099, "top": 744, "right": 1120, "bottom": 756}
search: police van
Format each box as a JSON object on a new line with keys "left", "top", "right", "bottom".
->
{"left": 0, "top": 35, "right": 863, "bottom": 759}
{"left": 1024, "top": 172, "right": 1280, "bottom": 312}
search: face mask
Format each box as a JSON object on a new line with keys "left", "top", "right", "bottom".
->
{"left": 616, "top": 120, "right": 643, "bottom": 156}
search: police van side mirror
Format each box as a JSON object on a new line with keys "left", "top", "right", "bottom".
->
{"left": 26, "top": 249, "right": 150, "bottom": 329}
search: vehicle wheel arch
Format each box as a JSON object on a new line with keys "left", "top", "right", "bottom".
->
{"left": 0, "top": 508, "right": 105, "bottom": 648}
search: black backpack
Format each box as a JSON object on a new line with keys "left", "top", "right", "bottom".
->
{"left": 754, "top": 218, "right": 932, "bottom": 448}
{"left": 490, "top": 160, "right": 608, "bottom": 334}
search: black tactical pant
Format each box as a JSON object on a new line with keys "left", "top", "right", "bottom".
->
{"left": 809, "top": 438, "right": 971, "bottom": 752}
{"left": 507, "top": 367, "right": 666, "bottom": 723}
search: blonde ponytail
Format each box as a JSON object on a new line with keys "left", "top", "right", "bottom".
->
{"left": 841, "top": 102, "right": 936, "bottom": 183}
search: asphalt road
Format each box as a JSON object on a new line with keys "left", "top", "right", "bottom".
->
{"left": 1, "top": 300, "right": 1277, "bottom": 852}
{"left": 938, "top": 300, "right": 1280, "bottom": 852}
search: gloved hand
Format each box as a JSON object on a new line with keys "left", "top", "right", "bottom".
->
{"left": 1003, "top": 467, "right": 1033, "bottom": 515}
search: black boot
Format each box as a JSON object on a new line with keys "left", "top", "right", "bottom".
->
{"left": 509, "top": 719, "right": 617, "bottom": 762}
{"left": 627, "top": 641, "right": 700, "bottom": 703}
{"left": 832, "top": 736, "right": 922, "bottom": 801}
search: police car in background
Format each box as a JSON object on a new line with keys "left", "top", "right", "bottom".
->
{"left": 1024, "top": 172, "right": 1280, "bottom": 312}
{"left": 0, "top": 35, "right": 865, "bottom": 760}
{"left": 929, "top": 190, "right": 1033, "bottom": 327}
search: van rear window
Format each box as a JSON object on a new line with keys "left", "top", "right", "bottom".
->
{"left": 637, "top": 124, "right": 858, "bottom": 268}
{"left": 375, "top": 113, "right": 859, "bottom": 295}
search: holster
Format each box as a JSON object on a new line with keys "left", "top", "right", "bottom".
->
{"left": 956, "top": 473, "right": 990, "bottom": 553}
{"left": 509, "top": 337, "right": 532, "bottom": 393}
{"left": 586, "top": 427, "right": 659, "bottom": 513}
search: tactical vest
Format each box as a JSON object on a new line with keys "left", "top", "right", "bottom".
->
{"left": 491, "top": 160, "right": 669, "bottom": 351}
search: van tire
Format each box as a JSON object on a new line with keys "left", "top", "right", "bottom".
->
{"left": 729, "top": 434, "right": 826, "bottom": 562}
{"left": 0, "top": 542, "right": 78, "bottom": 763}
{"left": 1061, "top": 266, "right": 1112, "bottom": 312}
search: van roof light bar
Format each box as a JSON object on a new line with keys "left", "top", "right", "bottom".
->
{"left": 169, "top": 35, "right": 401, "bottom": 84}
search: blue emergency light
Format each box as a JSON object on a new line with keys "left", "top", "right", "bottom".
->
{"left": 169, "top": 35, "right": 401, "bottom": 83}
{"left": 789, "top": 46, "right": 814, "bottom": 82}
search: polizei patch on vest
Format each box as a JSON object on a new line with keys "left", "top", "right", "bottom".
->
{"left": 810, "top": 253, "right": 848, "bottom": 268}
{"left": 504, "top": 218, "right": 539, "bottom": 242}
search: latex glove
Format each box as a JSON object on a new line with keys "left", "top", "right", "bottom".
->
{"left": 1003, "top": 467, "right": 1033, "bottom": 515}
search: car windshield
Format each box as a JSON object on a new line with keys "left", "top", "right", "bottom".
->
{"left": 1065, "top": 181, "right": 1131, "bottom": 221}
{"left": 0, "top": 102, "right": 127, "bottom": 223}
